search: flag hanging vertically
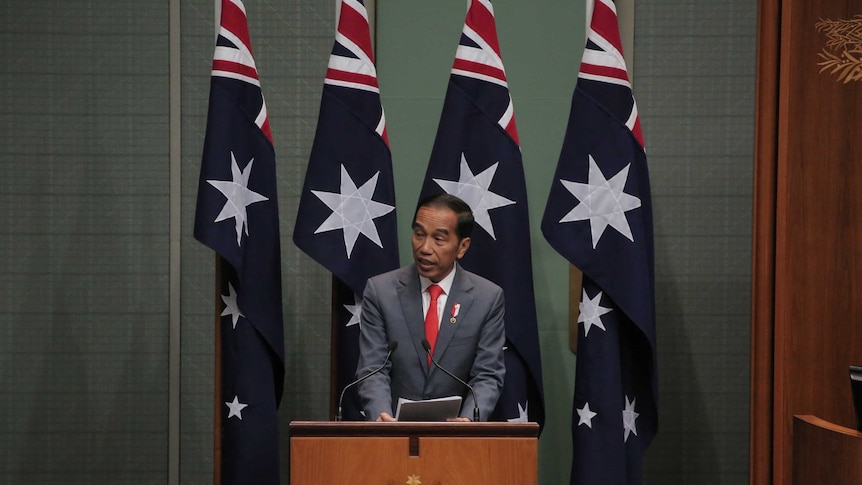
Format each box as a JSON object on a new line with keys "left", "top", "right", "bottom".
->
{"left": 193, "top": 0, "right": 283, "bottom": 483}
{"left": 541, "top": 0, "right": 657, "bottom": 484}
{"left": 293, "top": 0, "right": 399, "bottom": 421}
{"left": 418, "top": 0, "right": 544, "bottom": 428}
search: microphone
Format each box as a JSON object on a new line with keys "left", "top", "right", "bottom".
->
{"left": 421, "top": 339, "right": 480, "bottom": 422}
{"left": 337, "top": 340, "right": 398, "bottom": 421}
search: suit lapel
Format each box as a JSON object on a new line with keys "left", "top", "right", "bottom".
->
{"left": 433, "top": 265, "right": 474, "bottom": 361}
{"left": 397, "top": 264, "right": 428, "bottom": 375}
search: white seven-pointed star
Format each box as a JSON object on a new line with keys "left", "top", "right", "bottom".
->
{"left": 577, "top": 402, "right": 598, "bottom": 428}
{"left": 578, "top": 289, "right": 611, "bottom": 337}
{"left": 344, "top": 295, "right": 362, "bottom": 327}
{"left": 507, "top": 401, "right": 529, "bottom": 423}
{"left": 221, "top": 282, "right": 243, "bottom": 329}
{"left": 434, "top": 153, "right": 515, "bottom": 240}
{"left": 312, "top": 165, "right": 395, "bottom": 258}
{"left": 207, "top": 152, "right": 269, "bottom": 246}
{"left": 225, "top": 395, "right": 248, "bottom": 420}
{"left": 558, "top": 155, "right": 642, "bottom": 248}
{"left": 623, "top": 396, "right": 640, "bottom": 442}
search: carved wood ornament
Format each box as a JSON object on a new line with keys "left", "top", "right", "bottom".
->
{"left": 816, "top": 15, "right": 862, "bottom": 83}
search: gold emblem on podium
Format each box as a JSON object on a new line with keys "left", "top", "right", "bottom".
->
{"left": 406, "top": 474, "right": 422, "bottom": 485}
{"left": 816, "top": 15, "right": 862, "bottom": 83}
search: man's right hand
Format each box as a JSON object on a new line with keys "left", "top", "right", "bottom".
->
{"left": 376, "top": 412, "right": 396, "bottom": 422}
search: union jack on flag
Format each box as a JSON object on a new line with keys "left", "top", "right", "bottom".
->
{"left": 541, "top": 0, "right": 657, "bottom": 484}
{"left": 194, "top": 0, "right": 283, "bottom": 483}
{"left": 418, "top": 0, "right": 545, "bottom": 428}
{"left": 448, "top": 0, "right": 519, "bottom": 143}
{"left": 293, "top": 0, "right": 399, "bottom": 421}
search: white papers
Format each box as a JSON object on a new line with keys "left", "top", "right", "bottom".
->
{"left": 395, "top": 396, "right": 462, "bottom": 421}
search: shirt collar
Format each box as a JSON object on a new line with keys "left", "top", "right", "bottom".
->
{"left": 419, "top": 264, "right": 456, "bottom": 296}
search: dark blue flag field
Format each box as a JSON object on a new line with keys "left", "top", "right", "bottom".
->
{"left": 541, "top": 1, "right": 658, "bottom": 483}
{"left": 293, "top": 0, "right": 400, "bottom": 421}
{"left": 194, "top": 0, "right": 284, "bottom": 482}
{"left": 419, "top": 0, "right": 545, "bottom": 428}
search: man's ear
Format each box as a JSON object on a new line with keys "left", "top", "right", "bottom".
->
{"left": 456, "top": 237, "right": 471, "bottom": 259}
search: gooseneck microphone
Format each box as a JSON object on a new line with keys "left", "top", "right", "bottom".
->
{"left": 421, "top": 339, "right": 480, "bottom": 422}
{"left": 337, "top": 340, "right": 398, "bottom": 421}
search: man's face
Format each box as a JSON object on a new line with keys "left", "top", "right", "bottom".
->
{"left": 411, "top": 205, "right": 471, "bottom": 283}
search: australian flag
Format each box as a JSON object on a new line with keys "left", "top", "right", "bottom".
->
{"left": 541, "top": 0, "right": 657, "bottom": 483}
{"left": 418, "top": 0, "right": 545, "bottom": 428}
{"left": 292, "top": 0, "right": 399, "bottom": 421}
{"left": 193, "top": 0, "right": 284, "bottom": 483}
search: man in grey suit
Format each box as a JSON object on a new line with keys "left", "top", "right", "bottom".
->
{"left": 356, "top": 193, "right": 506, "bottom": 422}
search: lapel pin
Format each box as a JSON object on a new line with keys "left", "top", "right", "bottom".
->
{"left": 450, "top": 303, "right": 460, "bottom": 324}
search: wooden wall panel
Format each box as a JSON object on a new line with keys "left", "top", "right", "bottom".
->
{"left": 750, "top": 0, "right": 780, "bottom": 480}
{"left": 754, "top": 0, "right": 862, "bottom": 484}
{"left": 792, "top": 415, "right": 862, "bottom": 485}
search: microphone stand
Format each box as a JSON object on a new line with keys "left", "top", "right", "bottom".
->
{"left": 422, "top": 339, "right": 480, "bottom": 422}
{"left": 337, "top": 341, "right": 398, "bottom": 421}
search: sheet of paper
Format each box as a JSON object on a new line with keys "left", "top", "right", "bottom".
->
{"left": 394, "top": 395, "right": 462, "bottom": 421}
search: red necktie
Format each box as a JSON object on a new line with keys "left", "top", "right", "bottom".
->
{"left": 424, "top": 284, "right": 443, "bottom": 366}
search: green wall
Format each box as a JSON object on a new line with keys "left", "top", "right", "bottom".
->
{"left": 376, "top": 1, "right": 583, "bottom": 483}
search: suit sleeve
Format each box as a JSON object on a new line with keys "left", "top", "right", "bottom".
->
{"left": 462, "top": 284, "right": 506, "bottom": 420}
{"left": 355, "top": 277, "right": 393, "bottom": 420}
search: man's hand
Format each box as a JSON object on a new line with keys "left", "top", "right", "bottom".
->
{"left": 446, "top": 417, "right": 472, "bottom": 422}
{"left": 376, "top": 412, "right": 396, "bottom": 422}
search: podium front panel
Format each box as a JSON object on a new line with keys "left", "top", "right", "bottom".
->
{"left": 289, "top": 421, "right": 538, "bottom": 484}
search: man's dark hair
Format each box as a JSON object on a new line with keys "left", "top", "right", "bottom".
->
{"left": 414, "top": 193, "right": 474, "bottom": 240}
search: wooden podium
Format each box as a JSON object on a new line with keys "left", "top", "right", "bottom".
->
{"left": 289, "top": 421, "right": 539, "bottom": 484}
{"left": 792, "top": 415, "right": 862, "bottom": 485}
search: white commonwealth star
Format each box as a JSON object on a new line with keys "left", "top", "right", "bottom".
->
{"left": 507, "top": 401, "right": 529, "bottom": 423}
{"left": 623, "top": 396, "right": 640, "bottom": 442}
{"left": 344, "top": 295, "right": 362, "bottom": 327}
{"left": 225, "top": 395, "right": 248, "bottom": 420}
{"left": 578, "top": 289, "right": 611, "bottom": 337}
{"left": 312, "top": 165, "right": 395, "bottom": 258}
{"left": 434, "top": 153, "right": 515, "bottom": 240}
{"left": 557, "top": 154, "right": 641, "bottom": 248}
{"left": 207, "top": 152, "right": 269, "bottom": 246}
{"left": 221, "top": 282, "right": 244, "bottom": 329}
{"left": 577, "top": 402, "right": 597, "bottom": 428}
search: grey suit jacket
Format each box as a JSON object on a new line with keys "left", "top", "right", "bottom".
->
{"left": 356, "top": 263, "right": 506, "bottom": 421}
